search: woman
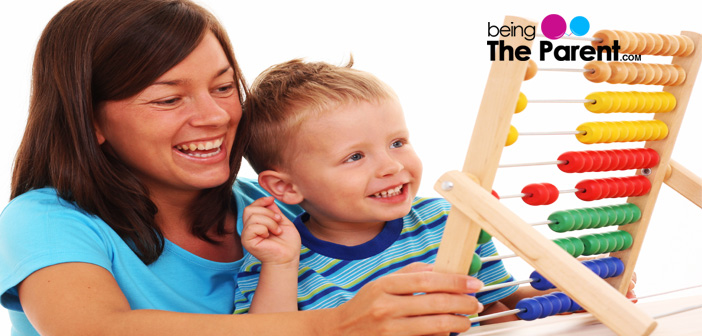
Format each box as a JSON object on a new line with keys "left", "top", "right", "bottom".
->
{"left": 0, "top": 0, "right": 483, "bottom": 334}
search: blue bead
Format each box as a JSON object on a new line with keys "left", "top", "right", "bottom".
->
{"left": 583, "top": 260, "right": 603, "bottom": 277}
{"left": 551, "top": 292, "right": 572, "bottom": 314}
{"left": 569, "top": 299, "right": 583, "bottom": 312}
{"left": 535, "top": 296, "right": 554, "bottom": 318}
{"left": 516, "top": 298, "right": 543, "bottom": 321}
{"left": 530, "top": 271, "right": 554, "bottom": 290}
{"left": 610, "top": 257, "right": 625, "bottom": 276}
{"left": 600, "top": 257, "right": 618, "bottom": 278}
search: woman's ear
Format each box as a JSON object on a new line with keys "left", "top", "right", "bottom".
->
{"left": 258, "top": 170, "right": 304, "bottom": 205}
{"left": 94, "top": 119, "right": 106, "bottom": 145}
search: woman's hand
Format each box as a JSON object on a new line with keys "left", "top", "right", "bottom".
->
{"left": 330, "top": 263, "right": 484, "bottom": 336}
{"left": 241, "top": 196, "right": 301, "bottom": 266}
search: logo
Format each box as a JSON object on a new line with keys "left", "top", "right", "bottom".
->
{"left": 541, "top": 14, "right": 590, "bottom": 40}
{"left": 487, "top": 15, "right": 620, "bottom": 62}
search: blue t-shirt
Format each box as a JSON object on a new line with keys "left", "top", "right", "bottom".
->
{"left": 0, "top": 178, "right": 301, "bottom": 336}
{"left": 234, "top": 198, "right": 517, "bottom": 314}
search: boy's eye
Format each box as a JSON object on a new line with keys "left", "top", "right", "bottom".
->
{"left": 344, "top": 153, "right": 364, "bottom": 163}
{"left": 391, "top": 140, "right": 405, "bottom": 148}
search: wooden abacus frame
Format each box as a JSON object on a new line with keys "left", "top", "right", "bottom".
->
{"left": 433, "top": 16, "right": 702, "bottom": 336}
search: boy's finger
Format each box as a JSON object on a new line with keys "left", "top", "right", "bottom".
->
{"left": 247, "top": 215, "right": 283, "bottom": 236}
{"left": 243, "top": 205, "right": 282, "bottom": 225}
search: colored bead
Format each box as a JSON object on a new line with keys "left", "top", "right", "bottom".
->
{"left": 581, "top": 235, "right": 601, "bottom": 255}
{"left": 469, "top": 253, "right": 482, "bottom": 276}
{"left": 477, "top": 229, "right": 492, "bottom": 244}
{"left": 544, "top": 294, "right": 564, "bottom": 315}
{"left": 506, "top": 125, "right": 518, "bottom": 146}
{"left": 522, "top": 183, "right": 558, "bottom": 206}
{"left": 535, "top": 296, "right": 555, "bottom": 318}
{"left": 516, "top": 298, "right": 543, "bottom": 321}
{"left": 515, "top": 92, "right": 527, "bottom": 113}
{"left": 525, "top": 59, "right": 537, "bottom": 81}
{"left": 584, "top": 61, "right": 611, "bottom": 83}
{"left": 551, "top": 292, "right": 572, "bottom": 314}
{"left": 530, "top": 271, "right": 554, "bottom": 291}
{"left": 548, "top": 211, "right": 576, "bottom": 232}
{"left": 584, "top": 92, "right": 612, "bottom": 113}
{"left": 591, "top": 30, "right": 619, "bottom": 49}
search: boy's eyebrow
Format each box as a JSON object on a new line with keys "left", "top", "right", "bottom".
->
{"left": 152, "top": 65, "right": 233, "bottom": 86}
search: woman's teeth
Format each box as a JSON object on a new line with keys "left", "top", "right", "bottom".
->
{"left": 372, "top": 185, "right": 403, "bottom": 198}
{"left": 176, "top": 137, "right": 224, "bottom": 157}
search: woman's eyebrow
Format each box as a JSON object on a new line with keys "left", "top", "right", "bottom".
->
{"left": 152, "top": 66, "right": 233, "bottom": 86}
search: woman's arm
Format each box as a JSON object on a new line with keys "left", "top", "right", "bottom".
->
{"left": 20, "top": 262, "right": 483, "bottom": 335}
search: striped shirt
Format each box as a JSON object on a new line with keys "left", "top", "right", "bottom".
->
{"left": 234, "top": 197, "right": 516, "bottom": 314}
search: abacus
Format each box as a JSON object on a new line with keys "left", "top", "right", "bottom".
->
{"left": 433, "top": 16, "right": 702, "bottom": 336}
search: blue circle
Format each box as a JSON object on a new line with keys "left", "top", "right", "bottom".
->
{"left": 570, "top": 16, "right": 590, "bottom": 36}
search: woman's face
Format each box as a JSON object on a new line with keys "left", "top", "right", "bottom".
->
{"left": 96, "top": 32, "right": 241, "bottom": 198}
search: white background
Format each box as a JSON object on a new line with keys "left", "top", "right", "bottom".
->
{"left": 1, "top": 0, "right": 701, "bottom": 333}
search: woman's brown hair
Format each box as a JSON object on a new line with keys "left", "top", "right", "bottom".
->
{"left": 11, "top": 0, "right": 247, "bottom": 264}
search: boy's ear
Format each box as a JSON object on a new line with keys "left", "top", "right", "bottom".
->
{"left": 258, "top": 170, "right": 304, "bottom": 205}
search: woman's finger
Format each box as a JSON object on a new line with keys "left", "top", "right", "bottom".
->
{"left": 378, "top": 271, "right": 483, "bottom": 295}
{"left": 394, "top": 262, "right": 433, "bottom": 274}
{"left": 385, "top": 292, "right": 483, "bottom": 317}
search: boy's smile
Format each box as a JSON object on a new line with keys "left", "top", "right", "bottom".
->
{"left": 281, "top": 98, "right": 422, "bottom": 244}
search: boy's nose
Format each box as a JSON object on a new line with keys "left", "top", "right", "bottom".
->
{"left": 377, "top": 154, "right": 404, "bottom": 177}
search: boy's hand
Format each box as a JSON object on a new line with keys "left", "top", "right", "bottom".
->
{"left": 242, "top": 197, "right": 301, "bottom": 266}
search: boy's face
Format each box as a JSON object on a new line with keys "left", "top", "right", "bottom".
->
{"left": 285, "top": 98, "right": 422, "bottom": 227}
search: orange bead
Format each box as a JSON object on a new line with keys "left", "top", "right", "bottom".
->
{"left": 639, "top": 63, "right": 656, "bottom": 85}
{"left": 607, "top": 62, "right": 628, "bottom": 84}
{"left": 583, "top": 61, "right": 611, "bottom": 83}
{"left": 648, "top": 63, "right": 664, "bottom": 85}
{"left": 655, "top": 34, "right": 672, "bottom": 56}
{"left": 664, "top": 35, "right": 681, "bottom": 56}
{"left": 678, "top": 35, "right": 695, "bottom": 57}
{"left": 662, "top": 65, "right": 679, "bottom": 87}
{"left": 623, "top": 63, "right": 638, "bottom": 84}
{"left": 613, "top": 30, "right": 633, "bottom": 53}
{"left": 672, "top": 65, "right": 686, "bottom": 86}
{"left": 630, "top": 63, "right": 647, "bottom": 85}
{"left": 592, "top": 30, "right": 619, "bottom": 48}
{"left": 525, "top": 59, "right": 537, "bottom": 81}
{"left": 640, "top": 33, "right": 657, "bottom": 55}
{"left": 647, "top": 33, "right": 665, "bottom": 55}
{"left": 631, "top": 32, "right": 647, "bottom": 55}
{"left": 654, "top": 64, "right": 671, "bottom": 86}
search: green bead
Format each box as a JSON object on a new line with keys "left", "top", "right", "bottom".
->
{"left": 595, "top": 233, "right": 610, "bottom": 254}
{"left": 575, "top": 209, "right": 592, "bottom": 230}
{"left": 627, "top": 204, "right": 642, "bottom": 223}
{"left": 619, "top": 231, "right": 633, "bottom": 250}
{"left": 604, "top": 234, "right": 618, "bottom": 253}
{"left": 569, "top": 237, "right": 585, "bottom": 257}
{"left": 620, "top": 204, "right": 635, "bottom": 225}
{"left": 604, "top": 231, "right": 624, "bottom": 251}
{"left": 580, "top": 235, "right": 601, "bottom": 255}
{"left": 477, "top": 230, "right": 492, "bottom": 244}
{"left": 611, "top": 206, "right": 628, "bottom": 226}
{"left": 469, "top": 253, "right": 482, "bottom": 275}
{"left": 584, "top": 208, "right": 601, "bottom": 229}
{"left": 570, "top": 209, "right": 585, "bottom": 230}
{"left": 548, "top": 211, "right": 575, "bottom": 233}
{"left": 553, "top": 238, "right": 574, "bottom": 255}
{"left": 595, "top": 207, "right": 610, "bottom": 228}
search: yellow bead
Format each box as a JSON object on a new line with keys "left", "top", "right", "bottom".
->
{"left": 649, "top": 93, "right": 663, "bottom": 113}
{"left": 661, "top": 92, "right": 677, "bottom": 112}
{"left": 624, "top": 91, "right": 639, "bottom": 112}
{"left": 611, "top": 92, "right": 625, "bottom": 112}
{"left": 585, "top": 92, "right": 612, "bottom": 113}
{"left": 633, "top": 92, "right": 653, "bottom": 113}
{"left": 576, "top": 122, "right": 600, "bottom": 144}
{"left": 654, "top": 120, "right": 669, "bottom": 140}
{"left": 641, "top": 121, "right": 654, "bottom": 141}
{"left": 506, "top": 125, "right": 519, "bottom": 146}
{"left": 623, "top": 122, "right": 638, "bottom": 142}
{"left": 599, "top": 122, "right": 614, "bottom": 142}
{"left": 515, "top": 92, "right": 527, "bottom": 113}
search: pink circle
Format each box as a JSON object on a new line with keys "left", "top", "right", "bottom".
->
{"left": 541, "top": 14, "right": 567, "bottom": 40}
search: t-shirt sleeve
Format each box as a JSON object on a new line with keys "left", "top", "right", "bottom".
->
{"left": 0, "top": 190, "right": 114, "bottom": 312}
{"left": 233, "top": 178, "right": 303, "bottom": 235}
{"left": 233, "top": 253, "right": 262, "bottom": 314}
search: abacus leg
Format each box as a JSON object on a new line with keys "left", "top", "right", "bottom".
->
{"left": 665, "top": 159, "right": 702, "bottom": 208}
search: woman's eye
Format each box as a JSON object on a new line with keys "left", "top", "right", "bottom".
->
{"left": 344, "top": 153, "right": 364, "bottom": 163}
{"left": 153, "top": 97, "right": 180, "bottom": 106}
{"left": 214, "top": 84, "right": 235, "bottom": 96}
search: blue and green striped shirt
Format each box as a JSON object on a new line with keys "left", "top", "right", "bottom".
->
{"left": 234, "top": 197, "right": 516, "bottom": 314}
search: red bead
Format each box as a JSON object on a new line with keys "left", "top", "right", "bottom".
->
{"left": 634, "top": 175, "right": 651, "bottom": 196}
{"left": 587, "top": 151, "right": 605, "bottom": 172}
{"left": 630, "top": 149, "right": 646, "bottom": 169}
{"left": 491, "top": 190, "right": 500, "bottom": 199}
{"left": 557, "top": 152, "right": 586, "bottom": 173}
{"left": 611, "top": 149, "right": 626, "bottom": 170}
{"left": 642, "top": 148, "right": 660, "bottom": 168}
{"left": 575, "top": 179, "right": 603, "bottom": 201}
{"left": 522, "top": 183, "right": 559, "bottom": 205}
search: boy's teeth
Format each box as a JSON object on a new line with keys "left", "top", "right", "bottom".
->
{"left": 373, "top": 185, "right": 404, "bottom": 198}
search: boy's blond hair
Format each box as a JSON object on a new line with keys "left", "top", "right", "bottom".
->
{"left": 243, "top": 58, "right": 398, "bottom": 173}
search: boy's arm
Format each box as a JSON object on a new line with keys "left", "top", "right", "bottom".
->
{"left": 241, "top": 197, "right": 302, "bottom": 313}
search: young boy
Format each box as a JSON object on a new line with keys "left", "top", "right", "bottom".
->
{"left": 234, "top": 59, "right": 518, "bottom": 315}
